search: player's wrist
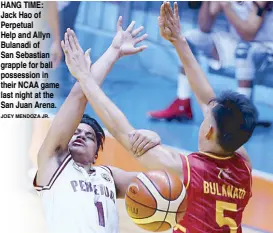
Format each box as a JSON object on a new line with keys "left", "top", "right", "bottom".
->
{"left": 76, "top": 71, "right": 91, "bottom": 82}
{"left": 172, "top": 35, "right": 186, "bottom": 47}
{"left": 109, "top": 45, "right": 122, "bottom": 59}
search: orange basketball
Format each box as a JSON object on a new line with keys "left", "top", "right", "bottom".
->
{"left": 125, "top": 170, "right": 188, "bottom": 232}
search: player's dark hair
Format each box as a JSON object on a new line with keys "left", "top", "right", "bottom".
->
{"left": 210, "top": 91, "right": 258, "bottom": 152}
{"left": 80, "top": 114, "right": 105, "bottom": 154}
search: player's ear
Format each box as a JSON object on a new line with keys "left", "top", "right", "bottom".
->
{"left": 93, "top": 154, "right": 98, "bottom": 164}
{"left": 205, "top": 125, "right": 214, "bottom": 140}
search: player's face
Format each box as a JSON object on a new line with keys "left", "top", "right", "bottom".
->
{"left": 68, "top": 123, "right": 98, "bottom": 164}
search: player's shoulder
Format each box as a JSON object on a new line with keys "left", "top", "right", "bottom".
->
{"left": 186, "top": 150, "right": 252, "bottom": 172}
{"left": 180, "top": 151, "right": 207, "bottom": 168}
{"left": 235, "top": 147, "right": 252, "bottom": 173}
{"left": 95, "top": 165, "right": 115, "bottom": 182}
{"left": 95, "top": 165, "right": 113, "bottom": 175}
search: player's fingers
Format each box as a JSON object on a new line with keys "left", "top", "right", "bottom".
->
{"left": 84, "top": 48, "right": 92, "bottom": 69}
{"left": 61, "top": 40, "right": 71, "bottom": 64}
{"left": 131, "top": 26, "right": 144, "bottom": 37}
{"left": 67, "top": 28, "right": 76, "bottom": 52}
{"left": 85, "top": 48, "right": 91, "bottom": 57}
{"left": 135, "top": 138, "right": 150, "bottom": 155}
{"left": 132, "top": 45, "right": 148, "bottom": 54}
{"left": 174, "top": 2, "right": 179, "bottom": 18}
{"left": 126, "top": 20, "right": 136, "bottom": 33}
{"left": 129, "top": 132, "right": 140, "bottom": 150}
{"left": 132, "top": 136, "right": 145, "bottom": 154}
{"left": 165, "top": 2, "right": 174, "bottom": 23}
{"left": 61, "top": 40, "right": 65, "bottom": 53}
{"left": 64, "top": 32, "right": 72, "bottom": 54}
{"left": 116, "top": 16, "right": 123, "bottom": 31}
{"left": 138, "top": 140, "right": 158, "bottom": 156}
{"left": 168, "top": 2, "right": 175, "bottom": 20}
{"left": 143, "top": 141, "right": 158, "bottom": 151}
{"left": 70, "top": 29, "right": 83, "bottom": 52}
{"left": 67, "top": 28, "right": 77, "bottom": 52}
{"left": 160, "top": 3, "right": 165, "bottom": 19}
{"left": 158, "top": 16, "right": 164, "bottom": 27}
{"left": 134, "top": 33, "right": 148, "bottom": 44}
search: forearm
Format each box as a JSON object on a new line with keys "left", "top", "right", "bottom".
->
{"left": 173, "top": 36, "right": 215, "bottom": 106}
{"left": 90, "top": 46, "right": 120, "bottom": 86}
{"left": 223, "top": 4, "right": 251, "bottom": 41}
{"left": 137, "top": 145, "right": 183, "bottom": 177}
{"left": 40, "top": 82, "right": 87, "bottom": 156}
{"left": 198, "top": 2, "right": 217, "bottom": 32}
{"left": 79, "top": 75, "right": 134, "bottom": 150}
{"left": 46, "top": 2, "right": 60, "bottom": 42}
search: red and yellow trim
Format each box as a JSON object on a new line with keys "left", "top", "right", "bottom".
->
{"left": 199, "top": 151, "right": 234, "bottom": 160}
{"left": 174, "top": 223, "right": 187, "bottom": 233}
{"left": 180, "top": 155, "right": 190, "bottom": 189}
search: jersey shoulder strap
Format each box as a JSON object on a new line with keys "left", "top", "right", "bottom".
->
{"left": 180, "top": 154, "right": 191, "bottom": 190}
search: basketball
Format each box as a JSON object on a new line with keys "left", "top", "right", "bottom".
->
{"left": 125, "top": 170, "right": 188, "bottom": 232}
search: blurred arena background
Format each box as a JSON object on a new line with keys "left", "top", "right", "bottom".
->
{"left": 30, "top": 2, "right": 273, "bottom": 233}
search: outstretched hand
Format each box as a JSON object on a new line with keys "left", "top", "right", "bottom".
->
{"left": 159, "top": 2, "right": 181, "bottom": 43}
{"left": 111, "top": 16, "right": 148, "bottom": 57}
{"left": 129, "top": 129, "right": 161, "bottom": 156}
{"left": 61, "top": 28, "right": 92, "bottom": 80}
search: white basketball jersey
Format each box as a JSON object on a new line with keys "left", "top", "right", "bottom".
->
{"left": 34, "top": 155, "right": 119, "bottom": 233}
{"left": 229, "top": 1, "right": 273, "bottom": 42}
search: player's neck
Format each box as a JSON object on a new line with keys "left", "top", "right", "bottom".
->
{"left": 75, "top": 161, "right": 94, "bottom": 172}
{"left": 199, "top": 142, "right": 232, "bottom": 157}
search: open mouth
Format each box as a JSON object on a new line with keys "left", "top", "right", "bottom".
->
{"left": 73, "top": 138, "right": 85, "bottom": 147}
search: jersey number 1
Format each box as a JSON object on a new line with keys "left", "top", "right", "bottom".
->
{"left": 216, "top": 201, "right": 237, "bottom": 232}
{"left": 95, "top": 202, "right": 105, "bottom": 227}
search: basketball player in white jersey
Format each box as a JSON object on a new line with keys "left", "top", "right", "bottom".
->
{"left": 65, "top": 3, "right": 257, "bottom": 232}
{"left": 148, "top": 1, "right": 272, "bottom": 127}
{"left": 34, "top": 18, "right": 159, "bottom": 233}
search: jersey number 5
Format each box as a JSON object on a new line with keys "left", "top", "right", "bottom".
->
{"left": 95, "top": 202, "right": 105, "bottom": 227}
{"left": 216, "top": 201, "right": 237, "bottom": 232}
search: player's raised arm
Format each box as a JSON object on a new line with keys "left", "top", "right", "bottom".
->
{"left": 76, "top": 72, "right": 183, "bottom": 177}
{"left": 159, "top": 3, "right": 250, "bottom": 160}
{"left": 65, "top": 20, "right": 183, "bottom": 177}
{"left": 36, "top": 23, "right": 135, "bottom": 186}
{"left": 159, "top": 2, "right": 216, "bottom": 113}
{"left": 36, "top": 32, "right": 91, "bottom": 186}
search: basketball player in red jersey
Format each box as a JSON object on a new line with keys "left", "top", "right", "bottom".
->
{"left": 67, "top": 2, "right": 257, "bottom": 232}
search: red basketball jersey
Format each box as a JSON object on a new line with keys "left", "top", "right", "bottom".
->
{"left": 174, "top": 151, "right": 252, "bottom": 233}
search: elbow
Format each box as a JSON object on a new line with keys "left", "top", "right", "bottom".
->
{"left": 198, "top": 21, "right": 212, "bottom": 33}
{"left": 239, "top": 29, "right": 257, "bottom": 42}
{"left": 198, "top": 15, "right": 214, "bottom": 33}
{"left": 200, "top": 27, "right": 211, "bottom": 34}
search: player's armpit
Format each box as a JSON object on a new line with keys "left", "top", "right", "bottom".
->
{"left": 108, "top": 166, "right": 139, "bottom": 199}
{"left": 35, "top": 154, "right": 67, "bottom": 188}
{"left": 137, "top": 145, "right": 184, "bottom": 179}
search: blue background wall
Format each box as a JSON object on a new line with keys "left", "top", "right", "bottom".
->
{"left": 50, "top": 2, "right": 273, "bottom": 173}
